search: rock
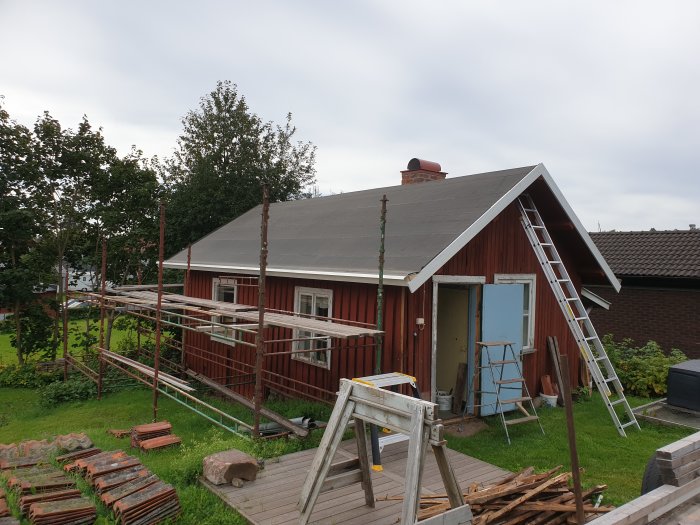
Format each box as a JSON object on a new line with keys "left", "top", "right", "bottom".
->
{"left": 0, "top": 444, "right": 19, "bottom": 461}
{"left": 203, "top": 449, "right": 259, "bottom": 485}
{"left": 54, "top": 433, "right": 93, "bottom": 452}
{"left": 231, "top": 477, "right": 244, "bottom": 488}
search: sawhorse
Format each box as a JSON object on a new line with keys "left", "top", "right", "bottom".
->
{"left": 298, "top": 378, "right": 469, "bottom": 524}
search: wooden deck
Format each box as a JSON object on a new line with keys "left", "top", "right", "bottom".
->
{"left": 204, "top": 438, "right": 510, "bottom": 524}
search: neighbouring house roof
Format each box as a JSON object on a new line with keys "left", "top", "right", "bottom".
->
{"left": 165, "top": 163, "right": 619, "bottom": 292}
{"left": 590, "top": 230, "right": 700, "bottom": 279}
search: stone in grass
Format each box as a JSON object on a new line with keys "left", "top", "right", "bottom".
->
{"left": 54, "top": 433, "right": 93, "bottom": 452}
{"left": 203, "top": 449, "right": 259, "bottom": 485}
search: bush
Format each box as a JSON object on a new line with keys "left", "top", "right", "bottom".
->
{"left": 38, "top": 379, "right": 97, "bottom": 408}
{"left": 0, "top": 364, "right": 61, "bottom": 388}
{"left": 604, "top": 335, "right": 687, "bottom": 397}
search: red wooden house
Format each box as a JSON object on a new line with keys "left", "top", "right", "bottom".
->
{"left": 164, "top": 160, "right": 619, "bottom": 412}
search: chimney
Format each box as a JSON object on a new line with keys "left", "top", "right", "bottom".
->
{"left": 401, "top": 158, "right": 447, "bottom": 185}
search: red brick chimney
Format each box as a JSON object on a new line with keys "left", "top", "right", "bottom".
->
{"left": 401, "top": 158, "right": 447, "bottom": 185}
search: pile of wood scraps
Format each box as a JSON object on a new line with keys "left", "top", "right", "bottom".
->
{"left": 381, "top": 466, "right": 614, "bottom": 524}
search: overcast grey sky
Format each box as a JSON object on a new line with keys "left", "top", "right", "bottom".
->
{"left": 2, "top": 1, "right": 698, "bottom": 231}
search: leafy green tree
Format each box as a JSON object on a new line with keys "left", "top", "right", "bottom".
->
{"left": 164, "top": 80, "right": 316, "bottom": 255}
{"left": 0, "top": 99, "right": 55, "bottom": 365}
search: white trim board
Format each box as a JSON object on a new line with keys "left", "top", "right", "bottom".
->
{"left": 408, "top": 163, "right": 620, "bottom": 293}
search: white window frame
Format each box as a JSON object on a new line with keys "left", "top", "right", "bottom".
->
{"left": 211, "top": 277, "right": 238, "bottom": 346}
{"left": 494, "top": 274, "right": 536, "bottom": 353}
{"left": 292, "top": 286, "right": 333, "bottom": 369}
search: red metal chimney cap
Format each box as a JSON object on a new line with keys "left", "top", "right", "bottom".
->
{"left": 407, "top": 158, "right": 442, "bottom": 172}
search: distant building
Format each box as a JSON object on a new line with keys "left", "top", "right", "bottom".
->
{"left": 589, "top": 229, "right": 700, "bottom": 358}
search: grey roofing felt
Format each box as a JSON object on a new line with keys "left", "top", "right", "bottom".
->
{"left": 166, "top": 166, "right": 537, "bottom": 277}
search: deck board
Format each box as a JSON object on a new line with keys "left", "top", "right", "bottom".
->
{"left": 203, "top": 439, "right": 510, "bottom": 524}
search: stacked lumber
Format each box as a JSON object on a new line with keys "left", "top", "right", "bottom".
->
{"left": 655, "top": 429, "right": 700, "bottom": 487}
{"left": 27, "top": 497, "right": 96, "bottom": 524}
{"left": 382, "top": 467, "right": 614, "bottom": 524}
{"left": 130, "top": 421, "right": 172, "bottom": 448}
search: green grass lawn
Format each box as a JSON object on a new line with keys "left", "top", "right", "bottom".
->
{"left": 0, "top": 384, "right": 693, "bottom": 522}
{"left": 0, "top": 318, "right": 133, "bottom": 366}
{"left": 447, "top": 393, "right": 693, "bottom": 506}
{"left": 0, "top": 387, "right": 331, "bottom": 524}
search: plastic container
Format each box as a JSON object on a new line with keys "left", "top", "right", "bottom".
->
{"left": 540, "top": 393, "right": 558, "bottom": 408}
{"left": 436, "top": 391, "right": 453, "bottom": 411}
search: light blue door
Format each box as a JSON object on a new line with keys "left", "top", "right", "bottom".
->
{"left": 480, "top": 284, "right": 524, "bottom": 416}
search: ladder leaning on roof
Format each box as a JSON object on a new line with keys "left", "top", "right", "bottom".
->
{"left": 517, "top": 194, "right": 640, "bottom": 437}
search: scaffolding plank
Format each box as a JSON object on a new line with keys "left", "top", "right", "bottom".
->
{"left": 233, "top": 311, "right": 382, "bottom": 338}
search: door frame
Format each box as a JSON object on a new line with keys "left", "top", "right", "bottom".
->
{"left": 431, "top": 275, "right": 485, "bottom": 402}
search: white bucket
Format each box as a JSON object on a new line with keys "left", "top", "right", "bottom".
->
{"left": 436, "top": 391, "right": 453, "bottom": 411}
{"left": 540, "top": 393, "right": 558, "bottom": 408}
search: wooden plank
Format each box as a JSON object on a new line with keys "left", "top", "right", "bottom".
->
{"left": 432, "top": 443, "right": 465, "bottom": 509}
{"left": 656, "top": 446, "right": 700, "bottom": 470}
{"left": 413, "top": 503, "right": 473, "bottom": 525}
{"left": 656, "top": 430, "right": 700, "bottom": 459}
{"left": 402, "top": 404, "right": 427, "bottom": 525}
{"left": 298, "top": 381, "right": 356, "bottom": 524}
{"left": 590, "top": 476, "right": 700, "bottom": 525}
{"left": 354, "top": 418, "right": 375, "bottom": 508}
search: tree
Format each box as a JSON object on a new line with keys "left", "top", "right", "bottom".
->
{"left": 0, "top": 99, "right": 55, "bottom": 364}
{"left": 164, "top": 81, "right": 316, "bottom": 255}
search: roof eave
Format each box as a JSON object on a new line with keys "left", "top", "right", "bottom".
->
{"left": 163, "top": 261, "right": 410, "bottom": 287}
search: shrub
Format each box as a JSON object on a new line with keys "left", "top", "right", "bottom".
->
{"left": 604, "top": 335, "right": 687, "bottom": 397}
{"left": 0, "top": 364, "right": 61, "bottom": 388}
{"left": 38, "top": 378, "right": 97, "bottom": 408}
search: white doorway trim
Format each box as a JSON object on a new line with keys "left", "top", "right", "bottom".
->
{"left": 431, "top": 275, "right": 486, "bottom": 402}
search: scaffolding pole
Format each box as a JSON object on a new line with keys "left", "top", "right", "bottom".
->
{"left": 63, "top": 268, "right": 69, "bottom": 382}
{"left": 97, "top": 238, "right": 107, "bottom": 400}
{"left": 153, "top": 202, "right": 165, "bottom": 422}
{"left": 253, "top": 185, "right": 270, "bottom": 437}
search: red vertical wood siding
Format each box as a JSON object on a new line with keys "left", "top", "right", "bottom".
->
{"left": 184, "top": 201, "right": 587, "bottom": 400}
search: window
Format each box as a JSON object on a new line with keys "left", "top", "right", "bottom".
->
{"left": 211, "top": 277, "right": 238, "bottom": 345}
{"left": 292, "top": 287, "right": 333, "bottom": 369}
{"left": 494, "top": 274, "right": 536, "bottom": 352}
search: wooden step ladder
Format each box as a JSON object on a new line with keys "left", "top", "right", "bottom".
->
{"left": 474, "top": 341, "right": 544, "bottom": 444}
{"left": 298, "top": 377, "right": 470, "bottom": 525}
{"left": 517, "top": 194, "right": 640, "bottom": 436}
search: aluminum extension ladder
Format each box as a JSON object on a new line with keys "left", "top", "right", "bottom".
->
{"left": 476, "top": 341, "right": 544, "bottom": 444}
{"left": 517, "top": 194, "right": 640, "bottom": 436}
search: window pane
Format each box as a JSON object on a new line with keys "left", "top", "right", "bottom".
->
{"left": 315, "top": 295, "right": 329, "bottom": 317}
{"left": 217, "top": 285, "right": 235, "bottom": 303}
{"left": 522, "top": 316, "right": 529, "bottom": 346}
{"left": 299, "top": 294, "right": 313, "bottom": 315}
{"left": 298, "top": 330, "right": 312, "bottom": 351}
{"left": 522, "top": 283, "right": 530, "bottom": 310}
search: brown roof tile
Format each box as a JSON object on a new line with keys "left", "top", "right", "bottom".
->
{"left": 589, "top": 230, "right": 700, "bottom": 278}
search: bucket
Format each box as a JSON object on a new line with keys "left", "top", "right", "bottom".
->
{"left": 540, "top": 393, "right": 558, "bottom": 408}
{"left": 436, "top": 391, "right": 453, "bottom": 411}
